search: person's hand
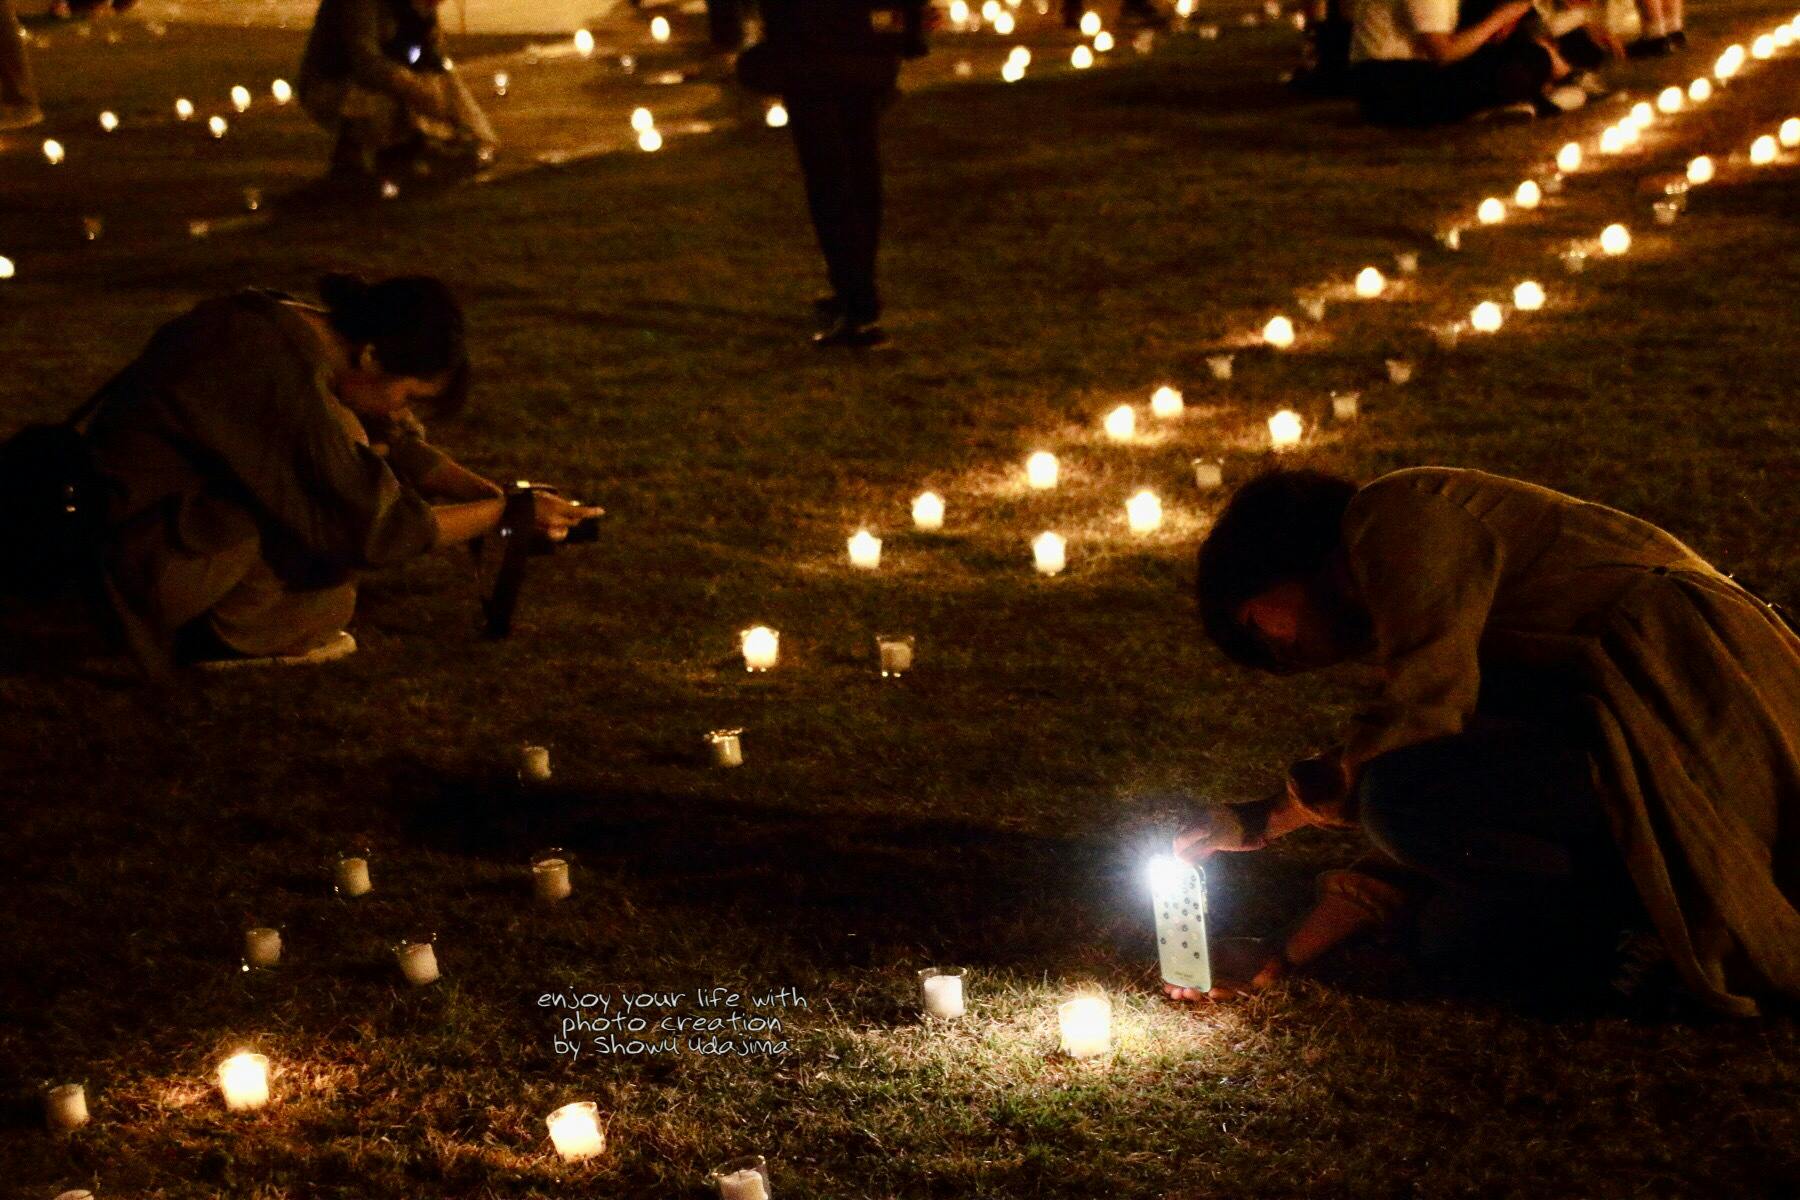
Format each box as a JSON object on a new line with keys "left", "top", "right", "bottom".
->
{"left": 1163, "top": 939, "right": 1286, "bottom": 1002}
{"left": 1172, "top": 806, "right": 1266, "bottom": 864}
{"left": 531, "top": 491, "right": 603, "bottom": 542}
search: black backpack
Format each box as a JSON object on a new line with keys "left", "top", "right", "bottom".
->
{"left": 0, "top": 394, "right": 112, "bottom": 598}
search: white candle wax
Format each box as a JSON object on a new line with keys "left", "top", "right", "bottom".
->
{"left": 547, "top": 1100, "right": 605, "bottom": 1161}
{"left": 717, "top": 1168, "right": 768, "bottom": 1200}
{"left": 1150, "top": 385, "right": 1184, "bottom": 418}
{"left": 918, "top": 968, "right": 965, "bottom": 1018}
{"left": 1206, "top": 354, "right": 1233, "bottom": 380}
{"left": 741, "top": 627, "right": 779, "bottom": 671}
{"left": 397, "top": 942, "right": 440, "bottom": 986}
{"left": 1058, "top": 996, "right": 1111, "bottom": 1058}
{"left": 1354, "top": 267, "right": 1384, "bottom": 298}
{"left": 1267, "top": 410, "right": 1304, "bottom": 450}
{"left": 1192, "top": 460, "right": 1223, "bottom": 491}
{"left": 911, "top": 492, "right": 944, "bottom": 532}
{"left": 877, "top": 636, "right": 914, "bottom": 677}
{"left": 244, "top": 927, "right": 282, "bottom": 968}
{"left": 1262, "top": 315, "right": 1295, "bottom": 348}
{"left": 1103, "top": 405, "right": 1136, "bottom": 441}
{"left": 218, "top": 1053, "right": 269, "bottom": 1111}
{"left": 1385, "top": 358, "right": 1414, "bottom": 385}
{"left": 520, "top": 745, "right": 552, "bottom": 782}
{"left": 1032, "top": 532, "right": 1066, "bottom": 576}
{"left": 534, "top": 858, "right": 572, "bottom": 903}
{"left": 1126, "top": 490, "right": 1163, "bottom": 534}
{"left": 1026, "top": 452, "right": 1059, "bottom": 490}
{"left": 847, "top": 530, "right": 882, "bottom": 569}
{"left": 335, "top": 856, "right": 372, "bottom": 897}
{"left": 46, "top": 1083, "right": 88, "bottom": 1132}
{"left": 1331, "top": 392, "right": 1360, "bottom": 421}
{"left": 707, "top": 730, "right": 744, "bottom": 767}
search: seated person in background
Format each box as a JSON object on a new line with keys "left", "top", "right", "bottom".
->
{"left": 299, "top": 0, "right": 497, "bottom": 182}
{"left": 82, "top": 274, "right": 597, "bottom": 673}
{"left": 1170, "top": 468, "right": 1800, "bottom": 1016}
{"left": 1626, "top": 0, "right": 1685, "bottom": 55}
{"left": 1348, "top": 0, "right": 1586, "bottom": 125}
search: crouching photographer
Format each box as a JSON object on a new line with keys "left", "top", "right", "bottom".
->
{"left": 3, "top": 273, "right": 598, "bottom": 676}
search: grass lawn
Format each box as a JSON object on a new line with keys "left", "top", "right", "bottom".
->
{"left": 3, "top": 3, "right": 1799, "bottom": 1196}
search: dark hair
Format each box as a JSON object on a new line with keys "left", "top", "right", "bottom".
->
{"left": 1195, "top": 469, "right": 1359, "bottom": 671}
{"left": 318, "top": 273, "right": 469, "bottom": 417}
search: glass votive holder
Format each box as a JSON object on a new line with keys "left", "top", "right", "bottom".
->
{"left": 532, "top": 849, "right": 573, "bottom": 904}
{"left": 242, "top": 187, "right": 262, "bottom": 212}
{"left": 1297, "top": 294, "right": 1327, "bottom": 322}
{"left": 875, "top": 634, "right": 915, "bottom": 678}
{"left": 333, "top": 850, "right": 373, "bottom": 898}
{"left": 80, "top": 216, "right": 103, "bottom": 242}
{"left": 1192, "top": 458, "right": 1224, "bottom": 491}
{"left": 45, "top": 1082, "right": 89, "bottom": 1133}
{"left": 710, "top": 1154, "right": 771, "bottom": 1199}
{"left": 1542, "top": 172, "right": 1565, "bottom": 196}
{"left": 1436, "top": 226, "right": 1462, "bottom": 251}
{"left": 1430, "top": 322, "right": 1463, "bottom": 351}
{"left": 1653, "top": 198, "right": 1681, "bottom": 226}
{"left": 1331, "top": 391, "right": 1360, "bottom": 421}
{"left": 918, "top": 967, "right": 966, "bottom": 1019}
{"left": 706, "top": 728, "right": 745, "bottom": 767}
{"left": 1385, "top": 358, "right": 1414, "bottom": 385}
{"left": 393, "top": 934, "right": 440, "bottom": 987}
{"left": 1561, "top": 247, "right": 1588, "bottom": 275}
{"left": 1205, "top": 354, "right": 1233, "bottom": 381}
{"left": 243, "top": 925, "right": 283, "bottom": 970}
{"left": 1394, "top": 250, "right": 1419, "bottom": 274}
{"left": 519, "top": 744, "right": 553, "bottom": 784}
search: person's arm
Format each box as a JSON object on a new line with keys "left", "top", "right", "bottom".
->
{"left": 413, "top": 454, "right": 505, "bottom": 504}
{"left": 1414, "top": 0, "right": 1533, "bottom": 62}
{"left": 431, "top": 489, "right": 604, "bottom": 548}
{"left": 335, "top": 0, "right": 449, "bottom": 116}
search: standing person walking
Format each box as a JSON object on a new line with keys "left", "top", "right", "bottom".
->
{"left": 0, "top": 0, "right": 44, "bottom": 130}
{"left": 740, "top": 0, "right": 927, "bottom": 349}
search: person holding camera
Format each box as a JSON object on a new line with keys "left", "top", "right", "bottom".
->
{"left": 298, "top": 0, "right": 497, "bottom": 183}
{"left": 1167, "top": 467, "right": 1800, "bottom": 1015}
{"left": 742, "top": 0, "right": 927, "bottom": 348}
{"left": 81, "top": 274, "right": 598, "bottom": 674}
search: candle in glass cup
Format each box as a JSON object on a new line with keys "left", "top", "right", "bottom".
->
{"left": 1476, "top": 196, "right": 1505, "bottom": 225}
{"left": 218, "top": 1052, "right": 270, "bottom": 1111}
{"left": 1432, "top": 322, "right": 1463, "bottom": 350}
{"left": 231, "top": 85, "right": 252, "bottom": 112}
{"left": 1192, "top": 459, "right": 1224, "bottom": 491}
{"left": 1600, "top": 224, "right": 1631, "bottom": 256}
{"left": 208, "top": 115, "right": 229, "bottom": 139}
{"left": 1652, "top": 199, "right": 1680, "bottom": 226}
{"left": 1393, "top": 251, "right": 1419, "bottom": 275}
{"left": 706, "top": 729, "right": 744, "bottom": 767}
{"left": 1058, "top": 995, "right": 1111, "bottom": 1058}
{"left": 45, "top": 1083, "right": 88, "bottom": 1132}
{"left": 710, "top": 1156, "right": 771, "bottom": 1199}
{"left": 1205, "top": 354, "right": 1234, "bottom": 380}
{"left": 1262, "top": 315, "right": 1295, "bottom": 349}
{"left": 1093, "top": 29, "right": 1115, "bottom": 51}
{"left": 1026, "top": 451, "right": 1059, "bottom": 490}
{"left": 1267, "top": 410, "right": 1304, "bottom": 450}
{"left": 1436, "top": 226, "right": 1461, "bottom": 251}
{"left": 1032, "top": 532, "right": 1066, "bottom": 576}
{"left": 847, "top": 530, "right": 882, "bottom": 569}
{"left": 547, "top": 1100, "right": 605, "bottom": 1161}
{"left": 1782, "top": 118, "right": 1800, "bottom": 149}
{"left": 1749, "top": 135, "right": 1777, "bottom": 166}
{"left": 520, "top": 745, "right": 552, "bottom": 783}
{"left": 1150, "top": 385, "right": 1184, "bottom": 418}
{"left": 1071, "top": 44, "right": 1095, "bottom": 68}
{"left": 1556, "top": 141, "right": 1581, "bottom": 172}
{"left": 1657, "top": 85, "right": 1684, "bottom": 114}
{"left": 1560, "top": 247, "right": 1587, "bottom": 274}
{"left": 1126, "top": 490, "right": 1163, "bottom": 534}
{"left": 918, "top": 967, "right": 966, "bottom": 1018}
{"left": 1103, "top": 405, "right": 1136, "bottom": 441}
{"left": 1298, "top": 295, "right": 1327, "bottom": 321}
{"left": 98, "top": 110, "right": 118, "bottom": 132}
{"left": 1331, "top": 391, "right": 1360, "bottom": 421}
{"left": 1688, "top": 77, "right": 1712, "bottom": 103}
{"left": 1470, "top": 301, "right": 1503, "bottom": 333}
{"left": 1353, "top": 266, "right": 1385, "bottom": 298}
{"left": 876, "top": 634, "right": 915, "bottom": 678}
{"left": 573, "top": 28, "right": 595, "bottom": 55}
{"left": 1512, "top": 281, "right": 1545, "bottom": 311}
{"left": 1385, "top": 358, "right": 1414, "bottom": 385}
{"left": 741, "top": 626, "right": 779, "bottom": 671}
{"left": 396, "top": 939, "right": 440, "bottom": 986}
{"left": 911, "top": 491, "right": 944, "bottom": 532}
{"left": 334, "top": 854, "right": 372, "bottom": 897}
{"left": 271, "top": 79, "right": 293, "bottom": 104}
{"left": 42, "top": 139, "right": 64, "bottom": 165}
{"left": 1688, "top": 155, "right": 1715, "bottom": 184}
{"left": 533, "top": 856, "right": 572, "bottom": 904}
{"left": 244, "top": 927, "right": 282, "bottom": 968}
{"left": 1513, "top": 180, "right": 1541, "bottom": 210}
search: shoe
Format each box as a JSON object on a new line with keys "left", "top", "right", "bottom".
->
{"left": 0, "top": 103, "right": 46, "bottom": 131}
{"left": 1667, "top": 28, "right": 1687, "bottom": 49}
{"left": 1625, "top": 34, "right": 1673, "bottom": 58}
{"left": 1472, "top": 99, "right": 1540, "bottom": 123}
{"left": 811, "top": 318, "right": 888, "bottom": 349}
{"left": 193, "top": 630, "right": 358, "bottom": 671}
{"left": 1536, "top": 84, "right": 1588, "bottom": 115}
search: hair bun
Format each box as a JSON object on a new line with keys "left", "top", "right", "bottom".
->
{"left": 317, "top": 272, "right": 369, "bottom": 314}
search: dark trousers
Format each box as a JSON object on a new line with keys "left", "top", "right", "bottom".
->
{"left": 0, "top": 0, "right": 37, "bottom": 109}
{"left": 706, "top": 0, "right": 745, "bottom": 50}
{"left": 785, "top": 88, "right": 886, "bottom": 324}
{"left": 1357, "top": 718, "right": 1641, "bottom": 969}
{"left": 1352, "top": 41, "right": 1552, "bottom": 126}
